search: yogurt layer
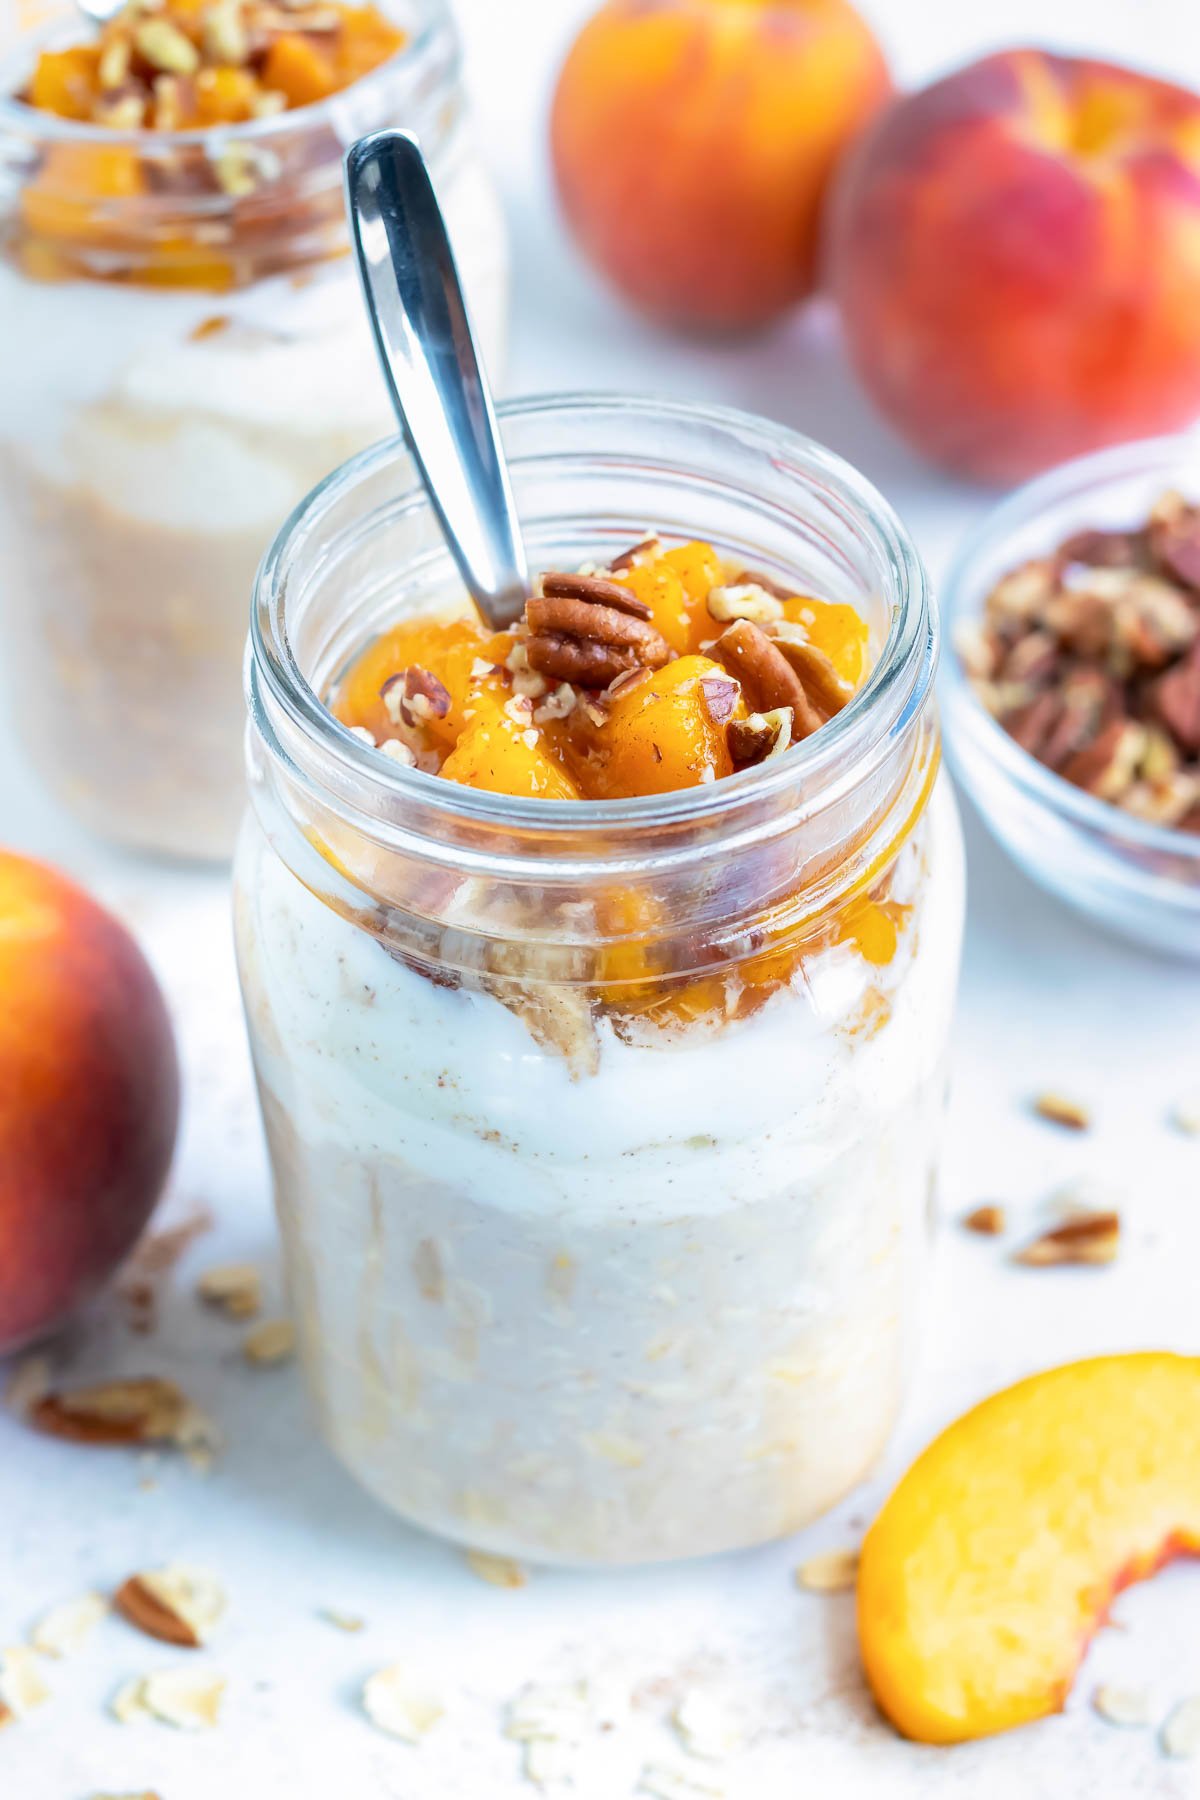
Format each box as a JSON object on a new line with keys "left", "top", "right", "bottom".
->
{"left": 234, "top": 779, "right": 965, "bottom": 1562}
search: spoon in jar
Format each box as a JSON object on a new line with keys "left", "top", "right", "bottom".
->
{"left": 75, "top": 0, "right": 126, "bottom": 23}
{"left": 344, "top": 129, "right": 529, "bottom": 631}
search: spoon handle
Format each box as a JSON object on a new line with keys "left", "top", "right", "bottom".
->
{"left": 344, "top": 129, "right": 528, "bottom": 631}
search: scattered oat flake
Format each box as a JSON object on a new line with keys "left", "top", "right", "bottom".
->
{"left": 1033, "top": 1091, "right": 1091, "bottom": 1130}
{"left": 196, "top": 1262, "right": 262, "bottom": 1319}
{"left": 363, "top": 1663, "right": 443, "bottom": 1742}
{"left": 116, "top": 1565, "right": 226, "bottom": 1648}
{"left": 637, "top": 1763, "right": 724, "bottom": 1800}
{"left": 505, "top": 1681, "right": 591, "bottom": 1745}
{"left": 1014, "top": 1211, "right": 1120, "bottom": 1267}
{"left": 4, "top": 1354, "right": 52, "bottom": 1416}
{"left": 523, "top": 1735, "right": 577, "bottom": 1787}
{"left": 672, "top": 1691, "right": 743, "bottom": 1762}
{"left": 1162, "top": 1695, "right": 1200, "bottom": 1758}
{"left": 0, "top": 1647, "right": 50, "bottom": 1722}
{"left": 465, "top": 1549, "right": 528, "bottom": 1588}
{"left": 111, "top": 1677, "right": 151, "bottom": 1724}
{"left": 141, "top": 1665, "right": 226, "bottom": 1730}
{"left": 1170, "top": 1097, "right": 1200, "bottom": 1137}
{"left": 1092, "top": 1683, "right": 1152, "bottom": 1728}
{"left": 30, "top": 1591, "right": 107, "bottom": 1657}
{"left": 242, "top": 1319, "right": 295, "bottom": 1365}
{"left": 320, "top": 1608, "right": 364, "bottom": 1633}
{"left": 962, "top": 1204, "right": 1007, "bottom": 1236}
{"left": 795, "top": 1548, "right": 859, "bottom": 1592}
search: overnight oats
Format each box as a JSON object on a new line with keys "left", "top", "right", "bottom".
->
{"left": 0, "top": 0, "right": 507, "bottom": 858}
{"left": 235, "top": 398, "right": 965, "bottom": 1564}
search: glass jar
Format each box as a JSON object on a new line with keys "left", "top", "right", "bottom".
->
{"left": 235, "top": 396, "right": 965, "bottom": 1565}
{"left": 0, "top": 0, "right": 507, "bottom": 860}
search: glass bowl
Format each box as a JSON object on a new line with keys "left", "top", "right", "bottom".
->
{"left": 941, "top": 434, "right": 1200, "bottom": 960}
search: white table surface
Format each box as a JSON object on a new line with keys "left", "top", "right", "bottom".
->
{"left": 4, "top": 3, "right": 1200, "bottom": 1795}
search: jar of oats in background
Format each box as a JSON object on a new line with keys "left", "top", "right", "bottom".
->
{"left": 0, "top": 0, "right": 508, "bottom": 860}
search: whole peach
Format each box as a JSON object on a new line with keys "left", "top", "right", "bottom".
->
{"left": 551, "top": 0, "right": 890, "bottom": 331}
{"left": 0, "top": 852, "right": 179, "bottom": 1352}
{"left": 828, "top": 51, "right": 1200, "bottom": 485}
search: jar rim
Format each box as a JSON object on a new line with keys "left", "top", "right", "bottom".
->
{"left": 249, "top": 391, "right": 936, "bottom": 846}
{"left": 0, "top": 0, "right": 451, "bottom": 150}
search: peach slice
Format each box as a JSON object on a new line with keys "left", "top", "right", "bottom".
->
{"left": 857, "top": 1353, "right": 1200, "bottom": 1744}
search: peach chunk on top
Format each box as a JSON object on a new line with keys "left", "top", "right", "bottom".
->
{"left": 440, "top": 686, "right": 580, "bottom": 801}
{"left": 578, "top": 655, "right": 748, "bottom": 798}
{"left": 331, "top": 615, "right": 492, "bottom": 750}
{"left": 857, "top": 1353, "right": 1200, "bottom": 1744}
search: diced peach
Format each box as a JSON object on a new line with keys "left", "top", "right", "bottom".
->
{"left": 21, "top": 144, "right": 145, "bottom": 246}
{"left": 439, "top": 688, "right": 580, "bottom": 800}
{"left": 551, "top": 0, "right": 890, "bottom": 330}
{"left": 262, "top": 33, "right": 339, "bottom": 107}
{"left": 331, "top": 615, "right": 489, "bottom": 749}
{"left": 612, "top": 558, "right": 695, "bottom": 657}
{"left": 194, "top": 67, "right": 262, "bottom": 125}
{"left": 578, "top": 654, "right": 746, "bottom": 799}
{"left": 333, "top": 6, "right": 406, "bottom": 81}
{"left": 28, "top": 47, "right": 100, "bottom": 120}
{"left": 781, "top": 596, "right": 870, "bottom": 688}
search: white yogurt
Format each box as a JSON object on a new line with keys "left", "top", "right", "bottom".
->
{"left": 234, "top": 779, "right": 965, "bottom": 1563}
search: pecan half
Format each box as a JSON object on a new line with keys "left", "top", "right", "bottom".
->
{"left": 714, "top": 620, "right": 822, "bottom": 737}
{"left": 540, "top": 571, "right": 653, "bottom": 620}
{"left": 769, "top": 635, "right": 851, "bottom": 719}
{"left": 524, "top": 594, "right": 670, "bottom": 689}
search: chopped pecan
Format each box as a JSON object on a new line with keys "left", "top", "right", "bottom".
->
{"left": 713, "top": 620, "right": 821, "bottom": 737}
{"left": 1154, "top": 638, "right": 1200, "bottom": 754}
{"left": 1059, "top": 718, "right": 1146, "bottom": 801}
{"left": 540, "top": 571, "right": 653, "bottom": 620}
{"left": 608, "top": 537, "right": 662, "bottom": 572}
{"left": 1150, "top": 491, "right": 1200, "bottom": 590}
{"left": 727, "top": 708, "right": 793, "bottom": 768}
{"left": 1057, "top": 527, "right": 1147, "bottom": 570}
{"left": 1040, "top": 669, "right": 1120, "bottom": 769}
{"left": 698, "top": 675, "right": 739, "bottom": 723}
{"left": 381, "top": 666, "right": 451, "bottom": 728}
{"left": 1014, "top": 1211, "right": 1120, "bottom": 1267}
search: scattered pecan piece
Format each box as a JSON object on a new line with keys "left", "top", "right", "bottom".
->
{"left": 541, "top": 570, "right": 653, "bottom": 620}
{"left": 1032, "top": 1091, "right": 1091, "bottom": 1130}
{"left": 381, "top": 666, "right": 452, "bottom": 728}
{"left": 1014, "top": 1211, "right": 1120, "bottom": 1267}
{"left": 962, "top": 1204, "right": 1007, "bottom": 1236}
{"left": 116, "top": 1566, "right": 226, "bottom": 1649}
{"left": 698, "top": 675, "right": 739, "bottom": 724}
{"left": 30, "top": 1377, "right": 212, "bottom": 1448}
{"left": 714, "top": 620, "right": 822, "bottom": 736}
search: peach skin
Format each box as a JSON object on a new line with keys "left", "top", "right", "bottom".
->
{"left": 0, "top": 852, "right": 179, "bottom": 1352}
{"left": 857, "top": 1353, "right": 1200, "bottom": 1744}
{"left": 828, "top": 51, "right": 1200, "bottom": 484}
{"left": 551, "top": 0, "right": 890, "bottom": 331}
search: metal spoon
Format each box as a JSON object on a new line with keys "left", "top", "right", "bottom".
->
{"left": 344, "top": 129, "right": 528, "bottom": 632}
{"left": 75, "top": 0, "right": 126, "bottom": 23}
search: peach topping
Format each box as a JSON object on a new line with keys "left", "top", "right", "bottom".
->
{"left": 331, "top": 538, "right": 870, "bottom": 802}
{"left": 22, "top": 1, "right": 406, "bottom": 130}
{"left": 330, "top": 540, "right": 909, "bottom": 1025}
{"left": 10, "top": 2, "right": 405, "bottom": 287}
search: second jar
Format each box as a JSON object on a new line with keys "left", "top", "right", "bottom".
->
{"left": 236, "top": 397, "right": 965, "bottom": 1565}
{"left": 0, "top": 0, "right": 507, "bottom": 858}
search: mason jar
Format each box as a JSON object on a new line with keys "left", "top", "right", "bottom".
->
{"left": 235, "top": 396, "right": 965, "bottom": 1565}
{"left": 0, "top": 0, "right": 507, "bottom": 860}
